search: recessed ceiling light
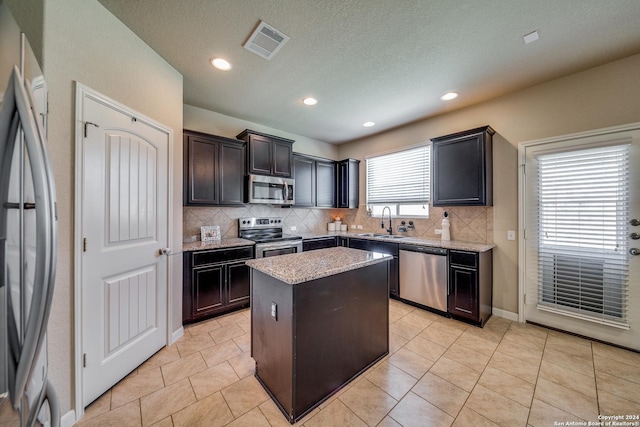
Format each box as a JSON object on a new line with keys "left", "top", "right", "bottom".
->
{"left": 523, "top": 30, "right": 539, "bottom": 45}
{"left": 210, "top": 57, "right": 232, "bottom": 71}
{"left": 440, "top": 92, "right": 458, "bottom": 101}
{"left": 363, "top": 122, "right": 375, "bottom": 127}
{"left": 303, "top": 97, "right": 318, "bottom": 106}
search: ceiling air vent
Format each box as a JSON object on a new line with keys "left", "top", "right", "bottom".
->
{"left": 243, "top": 20, "right": 289, "bottom": 60}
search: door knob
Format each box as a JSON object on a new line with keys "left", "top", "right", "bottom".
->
{"left": 630, "top": 248, "right": 640, "bottom": 256}
{"left": 159, "top": 248, "right": 171, "bottom": 256}
{"left": 631, "top": 233, "right": 640, "bottom": 240}
{"left": 631, "top": 219, "right": 640, "bottom": 226}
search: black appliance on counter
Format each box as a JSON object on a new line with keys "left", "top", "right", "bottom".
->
{"left": 239, "top": 217, "right": 302, "bottom": 258}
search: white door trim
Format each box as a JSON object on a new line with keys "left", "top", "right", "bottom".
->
{"left": 518, "top": 121, "right": 640, "bottom": 324}
{"left": 73, "top": 82, "right": 174, "bottom": 419}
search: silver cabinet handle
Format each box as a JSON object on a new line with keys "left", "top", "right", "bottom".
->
{"left": 159, "top": 247, "right": 171, "bottom": 255}
{"left": 631, "top": 233, "right": 640, "bottom": 240}
{"left": 630, "top": 248, "right": 640, "bottom": 256}
{"left": 631, "top": 219, "right": 640, "bottom": 226}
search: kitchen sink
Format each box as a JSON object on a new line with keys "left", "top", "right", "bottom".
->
{"left": 353, "top": 233, "right": 406, "bottom": 239}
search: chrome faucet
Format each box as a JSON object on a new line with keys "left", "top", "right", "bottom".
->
{"left": 381, "top": 206, "right": 392, "bottom": 235}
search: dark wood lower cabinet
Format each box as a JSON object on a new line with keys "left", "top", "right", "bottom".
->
{"left": 348, "top": 238, "right": 399, "bottom": 297}
{"left": 302, "top": 236, "right": 337, "bottom": 251}
{"left": 183, "top": 246, "right": 254, "bottom": 323}
{"left": 447, "top": 249, "right": 492, "bottom": 327}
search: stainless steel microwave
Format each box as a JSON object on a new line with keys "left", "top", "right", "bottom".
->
{"left": 247, "top": 174, "right": 294, "bottom": 205}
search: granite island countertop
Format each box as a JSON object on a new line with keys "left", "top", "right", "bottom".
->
{"left": 246, "top": 246, "right": 392, "bottom": 285}
{"left": 299, "top": 231, "right": 496, "bottom": 253}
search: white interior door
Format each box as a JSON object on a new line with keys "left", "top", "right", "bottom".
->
{"left": 520, "top": 124, "right": 640, "bottom": 351}
{"left": 80, "top": 93, "right": 169, "bottom": 405}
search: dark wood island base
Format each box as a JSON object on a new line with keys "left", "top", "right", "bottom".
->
{"left": 248, "top": 248, "right": 391, "bottom": 424}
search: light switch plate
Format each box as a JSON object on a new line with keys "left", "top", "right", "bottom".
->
{"left": 507, "top": 230, "right": 516, "bottom": 241}
{"left": 290, "top": 226, "right": 297, "bottom": 231}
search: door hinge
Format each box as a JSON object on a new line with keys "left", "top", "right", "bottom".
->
{"left": 83, "top": 237, "right": 87, "bottom": 252}
{"left": 83, "top": 121, "right": 99, "bottom": 137}
{"left": 83, "top": 353, "right": 87, "bottom": 367}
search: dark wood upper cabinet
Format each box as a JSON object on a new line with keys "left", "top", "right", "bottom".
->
{"left": 337, "top": 159, "right": 359, "bottom": 209}
{"left": 315, "top": 160, "right": 336, "bottom": 208}
{"left": 219, "top": 141, "right": 246, "bottom": 205}
{"left": 431, "top": 126, "right": 494, "bottom": 206}
{"left": 184, "top": 130, "right": 246, "bottom": 206}
{"left": 293, "top": 154, "right": 316, "bottom": 207}
{"left": 293, "top": 154, "right": 336, "bottom": 208}
{"left": 237, "top": 129, "right": 294, "bottom": 177}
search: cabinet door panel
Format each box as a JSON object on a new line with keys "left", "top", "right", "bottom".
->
{"left": 431, "top": 126, "right": 493, "bottom": 206}
{"left": 293, "top": 155, "right": 316, "bottom": 207}
{"left": 316, "top": 161, "right": 336, "bottom": 207}
{"left": 302, "top": 237, "right": 337, "bottom": 251}
{"left": 448, "top": 266, "right": 478, "bottom": 320}
{"left": 220, "top": 142, "right": 245, "bottom": 205}
{"left": 249, "top": 135, "right": 273, "bottom": 175}
{"left": 227, "top": 261, "right": 251, "bottom": 305}
{"left": 186, "top": 136, "right": 217, "bottom": 204}
{"left": 193, "top": 265, "right": 224, "bottom": 317}
{"left": 273, "top": 140, "right": 293, "bottom": 177}
{"left": 434, "top": 137, "right": 482, "bottom": 204}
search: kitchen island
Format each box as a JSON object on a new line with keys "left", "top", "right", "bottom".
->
{"left": 247, "top": 247, "right": 391, "bottom": 423}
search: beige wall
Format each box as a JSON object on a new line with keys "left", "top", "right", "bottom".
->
{"left": 338, "top": 52, "right": 640, "bottom": 315}
{"left": 6, "top": 0, "right": 184, "bottom": 417}
{"left": 3, "top": 0, "right": 44, "bottom": 65}
{"left": 184, "top": 104, "right": 339, "bottom": 160}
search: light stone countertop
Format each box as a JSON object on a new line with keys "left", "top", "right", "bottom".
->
{"left": 299, "top": 231, "right": 496, "bottom": 253}
{"left": 246, "top": 247, "right": 392, "bottom": 285}
{"left": 183, "top": 238, "right": 255, "bottom": 252}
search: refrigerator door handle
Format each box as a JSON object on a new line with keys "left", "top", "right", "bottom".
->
{"left": 0, "top": 67, "right": 57, "bottom": 405}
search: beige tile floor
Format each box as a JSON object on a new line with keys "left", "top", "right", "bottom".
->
{"left": 77, "top": 299, "right": 640, "bottom": 427}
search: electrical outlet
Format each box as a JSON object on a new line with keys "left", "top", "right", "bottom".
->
{"left": 435, "top": 229, "right": 442, "bottom": 235}
{"left": 351, "top": 224, "right": 356, "bottom": 229}
{"left": 507, "top": 230, "right": 516, "bottom": 241}
{"left": 290, "top": 226, "right": 297, "bottom": 231}
{"left": 357, "top": 225, "right": 363, "bottom": 229}
{"left": 271, "top": 302, "right": 278, "bottom": 321}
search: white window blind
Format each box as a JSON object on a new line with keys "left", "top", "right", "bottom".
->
{"left": 536, "top": 144, "right": 630, "bottom": 327}
{"left": 366, "top": 145, "right": 430, "bottom": 204}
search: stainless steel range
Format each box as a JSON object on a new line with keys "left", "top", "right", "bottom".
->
{"left": 239, "top": 217, "right": 302, "bottom": 258}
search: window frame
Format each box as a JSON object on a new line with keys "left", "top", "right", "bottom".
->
{"left": 365, "top": 143, "right": 431, "bottom": 218}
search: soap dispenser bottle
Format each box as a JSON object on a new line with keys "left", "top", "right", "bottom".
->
{"left": 441, "top": 211, "right": 451, "bottom": 241}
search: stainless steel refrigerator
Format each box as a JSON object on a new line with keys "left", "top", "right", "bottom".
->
{"left": 1, "top": 2, "right": 60, "bottom": 426}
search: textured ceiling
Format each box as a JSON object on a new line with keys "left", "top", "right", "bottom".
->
{"left": 97, "top": 0, "right": 640, "bottom": 144}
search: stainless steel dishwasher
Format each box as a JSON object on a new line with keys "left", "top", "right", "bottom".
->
{"left": 399, "top": 245, "right": 448, "bottom": 312}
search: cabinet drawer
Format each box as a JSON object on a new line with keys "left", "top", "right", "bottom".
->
{"left": 449, "top": 250, "right": 477, "bottom": 268}
{"left": 193, "top": 246, "right": 254, "bottom": 267}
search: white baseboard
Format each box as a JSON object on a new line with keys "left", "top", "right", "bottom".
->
{"left": 60, "top": 410, "right": 76, "bottom": 427}
{"left": 493, "top": 307, "right": 519, "bottom": 322}
{"left": 170, "top": 326, "right": 184, "bottom": 344}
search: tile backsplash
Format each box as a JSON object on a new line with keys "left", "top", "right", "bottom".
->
{"left": 183, "top": 205, "right": 493, "bottom": 244}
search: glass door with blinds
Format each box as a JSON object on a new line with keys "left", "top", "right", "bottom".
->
{"left": 519, "top": 124, "right": 640, "bottom": 350}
